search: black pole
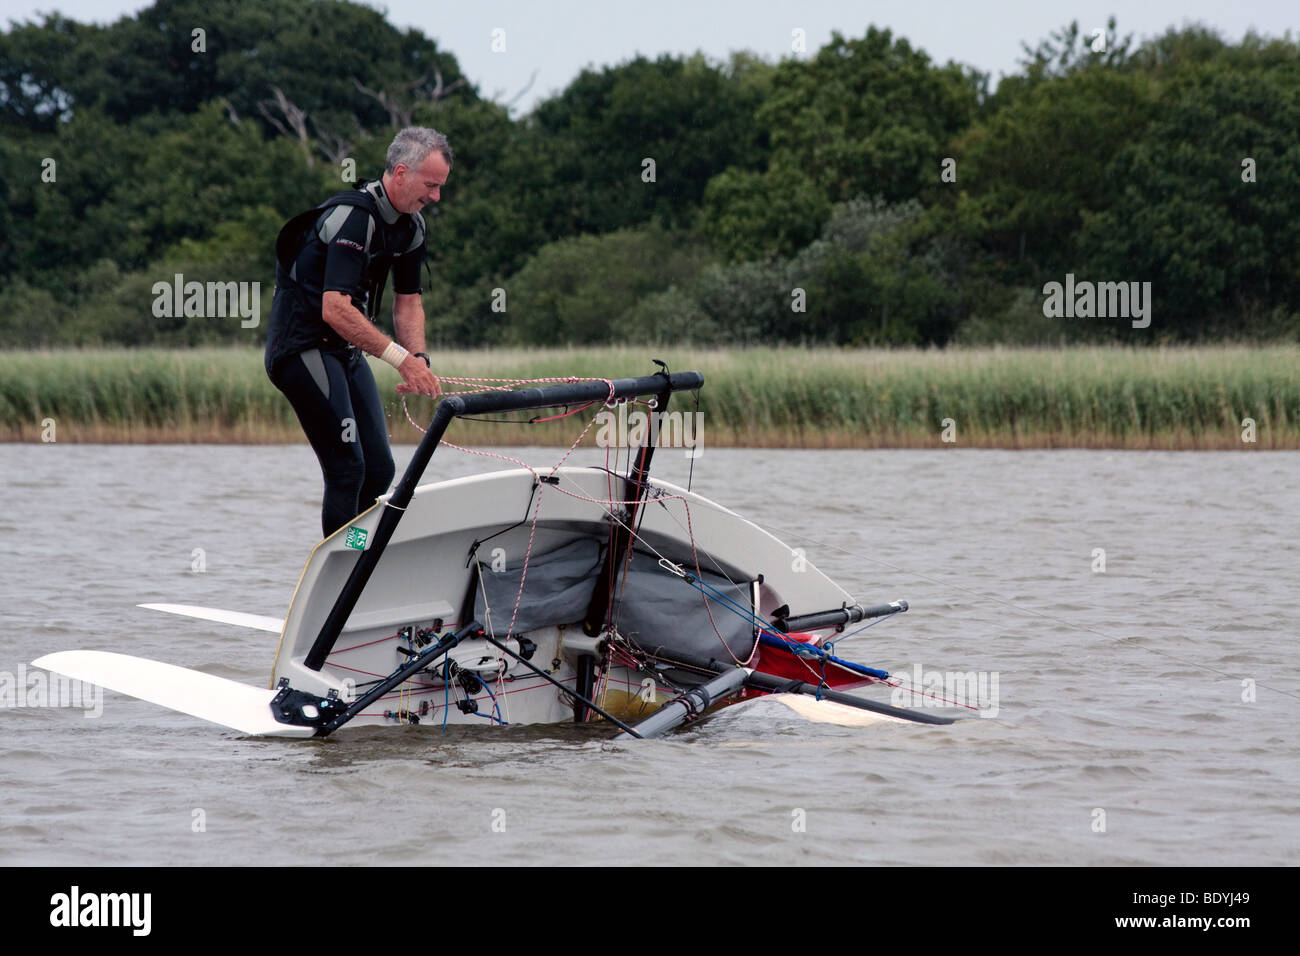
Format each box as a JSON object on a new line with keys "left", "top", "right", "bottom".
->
{"left": 742, "top": 671, "right": 956, "bottom": 725}
{"left": 303, "top": 371, "right": 704, "bottom": 672}
{"left": 583, "top": 375, "right": 673, "bottom": 638}
{"left": 315, "top": 620, "right": 483, "bottom": 736}
{"left": 632, "top": 649, "right": 956, "bottom": 726}
{"left": 303, "top": 399, "right": 459, "bottom": 671}
{"left": 613, "top": 667, "right": 749, "bottom": 740}
{"left": 572, "top": 656, "right": 596, "bottom": 722}
{"left": 773, "top": 601, "right": 908, "bottom": 634}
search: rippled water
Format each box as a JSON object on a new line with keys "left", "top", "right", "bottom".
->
{"left": 1, "top": 444, "right": 1296, "bottom": 864}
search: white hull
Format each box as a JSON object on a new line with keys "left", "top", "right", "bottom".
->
{"left": 264, "top": 466, "right": 854, "bottom": 730}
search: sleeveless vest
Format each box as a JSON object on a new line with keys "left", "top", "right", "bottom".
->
{"left": 264, "top": 183, "right": 419, "bottom": 373}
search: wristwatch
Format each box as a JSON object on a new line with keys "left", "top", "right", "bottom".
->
{"left": 413, "top": 352, "right": 431, "bottom": 368}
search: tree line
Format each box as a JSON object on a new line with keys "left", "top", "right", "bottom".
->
{"left": 2, "top": 1, "right": 1297, "bottom": 348}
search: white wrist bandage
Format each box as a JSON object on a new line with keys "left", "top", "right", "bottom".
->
{"left": 380, "top": 342, "right": 409, "bottom": 369}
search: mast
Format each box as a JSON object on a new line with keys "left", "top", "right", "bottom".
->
{"left": 582, "top": 368, "right": 673, "bottom": 638}
{"left": 569, "top": 368, "right": 674, "bottom": 720}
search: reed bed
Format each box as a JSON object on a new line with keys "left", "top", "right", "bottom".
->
{"left": 1, "top": 345, "right": 1295, "bottom": 448}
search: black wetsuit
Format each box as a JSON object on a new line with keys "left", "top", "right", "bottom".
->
{"left": 265, "top": 179, "right": 426, "bottom": 538}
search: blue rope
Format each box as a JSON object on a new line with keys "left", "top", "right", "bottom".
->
{"left": 757, "top": 633, "right": 892, "bottom": 680}
{"left": 669, "top": 564, "right": 893, "bottom": 681}
{"left": 481, "top": 681, "right": 506, "bottom": 725}
{"left": 442, "top": 658, "right": 450, "bottom": 732}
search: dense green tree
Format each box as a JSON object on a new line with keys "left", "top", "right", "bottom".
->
{"left": 660, "top": 197, "right": 964, "bottom": 346}
{"left": 2, "top": 6, "right": 1298, "bottom": 348}
{"left": 0, "top": 13, "right": 93, "bottom": 131}
{"left": 760, "top": 29, "right": 981, "bottom": 204}
{"left": 699, "top": 163, "right": 830, "bottom": 262}
{"left": 499, "top": 225, "right": 713, "bottom": 345}
{"left": 701, "top": 28, "right": 981, "bottom": 263}
{"left": 1078, "top": 60, "right": 1300, "bottom": 337}
{"left": 521, "top": 53, "right": 770, "bottom": 238}
{"left": 955, "top": 67, "right": 1157, "bottom": 281}
{"left": 0, "top": 0, "right": 474, "bottom": 139}
{"left": 10, "top": 103, "right": 322, "bottom": 294}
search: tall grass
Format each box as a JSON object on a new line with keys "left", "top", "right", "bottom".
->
{"left": 1, "top": 345, "right": 1296, "bottom": 448}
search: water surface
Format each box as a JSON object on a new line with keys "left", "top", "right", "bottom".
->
{"left": 1, "top": 444, "right": 1295, "bottom": 864}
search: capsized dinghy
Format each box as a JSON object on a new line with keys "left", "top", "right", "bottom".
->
{"left": 34, "top": 369, "right": 957, "bottom": 738}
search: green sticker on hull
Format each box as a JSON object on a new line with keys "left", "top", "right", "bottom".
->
{"left": 344, "top": 526, "right": 368, "bottom": 550}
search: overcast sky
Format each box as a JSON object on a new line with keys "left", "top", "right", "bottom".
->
{"left": 5, "top": 0, "right": 1295, "bottom": 114}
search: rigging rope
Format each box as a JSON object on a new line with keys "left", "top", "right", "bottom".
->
{"left": 394, "top": 374, "right": 892, "bottom": 702}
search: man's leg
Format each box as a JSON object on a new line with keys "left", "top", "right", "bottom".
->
{"left": 342, "top": 348, "right": 396, "bottom": 513}
{"left": 270, "top": 349, "right": 368, "bottom": 538}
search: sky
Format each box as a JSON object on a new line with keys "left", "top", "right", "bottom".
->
{"left": 3, "top": 0, "right": 1296, "bottom": 114}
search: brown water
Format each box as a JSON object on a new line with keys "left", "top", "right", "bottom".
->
{"left": 1, "top": 444, "right": 1296, "bottom": 864}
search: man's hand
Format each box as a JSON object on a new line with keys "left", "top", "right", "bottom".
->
{"left": 394, "top": 354, "right": 441, "bottom": 397}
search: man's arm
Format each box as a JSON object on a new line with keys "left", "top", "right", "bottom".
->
{"left": 392, "top": 292, "right": 426, "bottom": 356}
{"left": 322, "top": 291, "right": 439, "bottom": 396}
{"left": 321, "top": 291, "right": 394, "bottom": 355}
{"left": 386, "top": 219, "right": 437, "bottom": 395}
{"left": 391, "top": 292, "right": 439, "bottom": 397}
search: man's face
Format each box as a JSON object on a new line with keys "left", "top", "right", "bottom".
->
{"left": 392, "top": 151, "right": 450, "bottom": 213}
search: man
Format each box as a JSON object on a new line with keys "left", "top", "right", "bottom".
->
{"left": 265, "top": 126, "right": 447, "bottom": 539}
